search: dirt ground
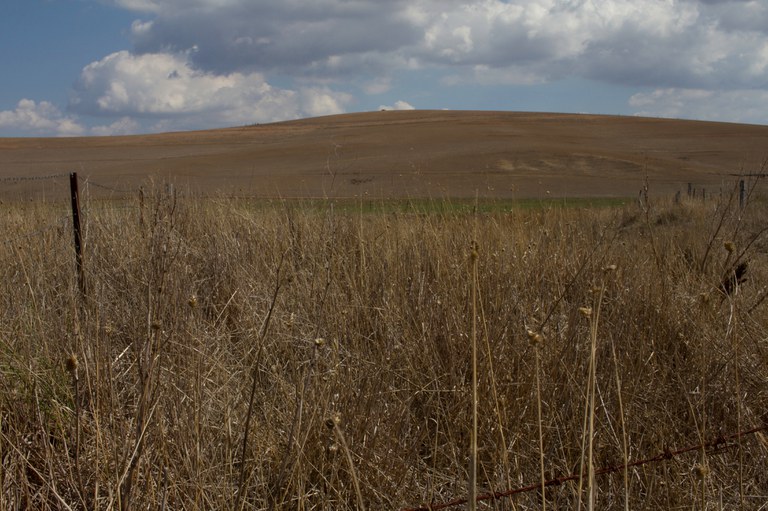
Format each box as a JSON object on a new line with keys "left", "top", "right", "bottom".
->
{"left": 1, "top": 110, "right": 767, "bottom": 201}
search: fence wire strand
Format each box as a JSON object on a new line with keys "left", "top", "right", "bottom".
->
{"left": 83, "top": 178, "right": 136, "bottom": 194}
{"left": 1, "top": 215, "right": 70, "bottom": 246}
{"left": 401, "top": 423, "right": 768, "bottom": 511}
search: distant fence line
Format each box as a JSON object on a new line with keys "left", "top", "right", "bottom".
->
{"left": 0, "top": 172, "right": 67, "bottom": 183}
{"left": 0, "top": 173, "right": 758, "bottom": 246}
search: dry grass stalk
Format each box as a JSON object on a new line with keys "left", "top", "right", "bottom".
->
{"left": 468, "top": 240, "right": 479, "bottom": 511}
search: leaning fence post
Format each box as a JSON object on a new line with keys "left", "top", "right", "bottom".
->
{"left": 69, "top": 172, "right": 86, "bottom": 297}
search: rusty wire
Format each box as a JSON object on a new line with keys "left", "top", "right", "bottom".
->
{"left": 401, "top": 423, "right": 768, "bottom": 511}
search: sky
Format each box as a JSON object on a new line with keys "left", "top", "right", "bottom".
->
{"left": 1, "top": 0, "right": 768, "bottom": 137}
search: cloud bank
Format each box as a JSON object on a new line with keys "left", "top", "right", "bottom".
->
{"left": 111, "top": 0, "right": 768, "bottom": 88}
{"left": 4, "top": 0, "right": 768, "bottom": 135}
{"left": 0, "top": 100, "right": 84, "bottom": 137}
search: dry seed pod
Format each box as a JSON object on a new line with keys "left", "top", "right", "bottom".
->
{"left": 526, "top": 329, "right": 544, "bottom": 346}
{"left": 325, "top": 413, "right": 342, "bottom": 429}
{"left": 692, "top": 464, "right": 710, "bottom": 479}
{"left": 65, "top": 354, "right": 78, "bottom": 374}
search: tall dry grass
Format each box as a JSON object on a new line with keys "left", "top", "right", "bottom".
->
{"left": 0, "top": 184, "right": 767, "bottom": 509}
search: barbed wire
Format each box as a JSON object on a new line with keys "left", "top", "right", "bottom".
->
{"left": 401, "top": 422, "right": 768, "bottom": 511}
{"left": 0, "top": 215, "right": 69, "bottom": 247}
{"left": 0, "top": 173, "right": 137, "bottom": 194}
{"left": 83, "top": 178, "right": 137, "bottom": 194}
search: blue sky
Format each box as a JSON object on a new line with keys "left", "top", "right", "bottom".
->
{"left": 2, "top": 0, "right": 767, "bottom": 137}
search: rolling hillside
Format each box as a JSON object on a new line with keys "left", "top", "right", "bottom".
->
{"left": 1, "top": 110, "right": 767, "bottom": 200}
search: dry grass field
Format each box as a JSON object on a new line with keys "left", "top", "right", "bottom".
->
{"left": 1, "top": 112, "right": 767, "bottom": 509}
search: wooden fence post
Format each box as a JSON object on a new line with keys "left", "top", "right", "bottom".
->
{"left": 739, "top": 179, "right": 745, "bottom": 209}
{"left": 70, "top": 172, "right": 85, "bottom": 297}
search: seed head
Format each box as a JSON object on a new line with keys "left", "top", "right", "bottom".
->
{"left": 314, "top": 337, "right": 325, "bottom": 347}
{"left": 724, "top": 241, "right": 735, "bottom": 253}
{"left": 470, "top": 241, "right": 479, "bottom": 262}
{"left": 579, "top": 307, "right": 593, "bottom": 317}
{"left": 187, "top": 295, "right": 198, "bottom": 308}
{"left": 65, "top": 354, "right": 78, "bottom": 374}
{"left": 527, "top": 329, "right": 544, "bottom": 346}
{"left": 692, "top": 464, "right": 710, "bottom": 479}
{"left": 603, "top": 264, "right": 617, "bottom": 273}
{"left": 325, "top": 413, "right": 342, "bottom": 429}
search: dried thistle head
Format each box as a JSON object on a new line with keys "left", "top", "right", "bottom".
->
{"left": 527, "top": 329, "right": 544, "bottom": 346}
{"left": 325, "top": 412, "right": 342, "bottom": 429}
{"left": 469, "top": 240, "right": 479, "bottom": 262}
{"left": 65, "top": 354, "right": 78, "bottom": 374}
{"left": 692, "top": 464, "right": 710, "bottom": 480}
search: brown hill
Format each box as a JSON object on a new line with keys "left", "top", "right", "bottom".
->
{"left": 1, "top": 110, "right": 767, "bottom": 200}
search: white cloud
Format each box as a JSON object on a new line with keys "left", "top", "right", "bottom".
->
{"left": 0, "top": 99, "right": 85, "bottom": 136}
{"left": 90, "top": 117, "right": 142, "bottom": 136}
{"left": 69, "top": 51, "right": 351, "bottom": 129}
{"left": 111, "top": 0, "right": 162, "bottom": 12}
{"left": 299, "top": 87, "right": 353, "bottom": 118}
{"left": 378, "top": 100, "right": 415, "bottom": 111}
{"left": 629, "top": 88, "right": 768, "bottom": 124}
